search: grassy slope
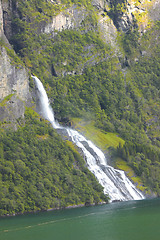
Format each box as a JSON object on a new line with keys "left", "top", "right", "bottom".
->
{"left": 71, "top": 118, "right": 148, "bottom": 193}
{"left": 72, "top": 118, "right": 125, "bottom": 150}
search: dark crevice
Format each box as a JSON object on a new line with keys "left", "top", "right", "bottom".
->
{"left": 51, "top": 64, "right": 58, "bottom": 77}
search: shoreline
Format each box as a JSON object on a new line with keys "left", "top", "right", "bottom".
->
{"left": 0, "top": 201, "right": 107, "bottom": 218}
{"left": 47, "top": 201, "right": 107, "bottom": 211}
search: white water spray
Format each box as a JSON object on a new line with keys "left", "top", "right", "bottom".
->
{"left": 32, "top": 76, "right": 60, "bottom": 129}
{"left": 32, "top": 75, "right": 144, "bottom": 202}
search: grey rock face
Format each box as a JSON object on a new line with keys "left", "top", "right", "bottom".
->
{"left": 149, "top": 0, "right": 160, "bottom": 21}
{"left": 43, "top": 5, "right": 87, "bottom": 36}
{"left": 0, "top": 0, "right": 3, "bottom": 37}
{"left": 0, "top": 46, "right": 31, "bottom": 103}
{"left": 0, "top": 45, "right": 32, "bottom": 126}
{"left": 0, "top": 1, "right": 32, "bottom": 125}
{"left": 92, "top": 0, "right": 105, "bottom": 10}
{"left": 102, "top": 0, "right": 160, "bottom": 33}
{"left": 0, "top": 94, "right": 25, "bottom": 122}
{"left": 1, "top": 0, "right": 19, "bottom": 40}
{"left": 98, "top": 14, "right": 118, "bottom": 46}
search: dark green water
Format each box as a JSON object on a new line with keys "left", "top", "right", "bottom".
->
{"left": 0, "top": 198, "right": 160, "bottom": 240}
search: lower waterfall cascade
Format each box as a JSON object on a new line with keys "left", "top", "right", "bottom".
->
{"left": 32, "top": 75, "right": 145, "bottom": 202}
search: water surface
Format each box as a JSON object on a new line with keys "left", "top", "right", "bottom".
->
{"left": 0, "top": 199, "right": 160, "bottom": 240}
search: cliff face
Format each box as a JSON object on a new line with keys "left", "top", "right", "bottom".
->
{"left": 0, "top": 47, "right": 31, "bottom": 102}
{"left": 103, "top": 0, "right": 160, "bottom": 32}
{"left": 43, "top": 5, "right": 87, "bottom": 35}
{"left": 41, "top": 0, "right": 160, "bottom": 47}
{"left": 0, "top": 0, "right": 3, "bottom": 37}
{"left": 0, "top": 46, "right": 31, "bottom": 124}
{"left": 0, "top": 0, "right": 31, "bottom": 124}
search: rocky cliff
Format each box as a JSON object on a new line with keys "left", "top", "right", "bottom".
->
{"left": 0, "top": 45, "right": 32, "bottom": 125}
{"left": 43, "top": 0, "right": 160, "bottom": 36}
{"left": 43, "top": 5, "right": 87, "bottom": 35}
{"left": 36, "top": 0, "right": 160, "bottom": 48}
{"left": 0, "top": 0, "right": 31, "bottom": 125}
{"left": 105, "top": 0, "right": 160, "bottom": 32}
{"left": 0, "top": 0, "right": 3, "bottom": 37}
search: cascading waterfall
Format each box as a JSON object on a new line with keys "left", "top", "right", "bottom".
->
{"left": 32, "top": 75, "right": 145, "bottom": 202}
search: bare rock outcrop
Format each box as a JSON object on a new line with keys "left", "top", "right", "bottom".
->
{"left": 43, "top": 5, "right": 87, "bottom": 35}
{"left": 0, "top": 0, "right": 32, "bottom": 124}
{"left": 0, "top": 47, "right": 31, "bottom": 102}
{"left": 95, "top": 0, "right": 160, "bottom": 33}
{"left": 0, "top": 45, "right": 32, "bottom": 124}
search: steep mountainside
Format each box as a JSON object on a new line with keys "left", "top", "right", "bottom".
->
{"left": 0, "top": 0, "right": 160, "bottom": 215}
{"left": 0, "top": 0, "right": 32, "bottom": 128}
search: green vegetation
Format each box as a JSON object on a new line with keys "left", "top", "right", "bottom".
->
{"left": 0, "top": 94, "right": 15, "bottom": 107}
{"left": 1, "top": 0, "right": 160, "bottom": 216}
{"left": 72, "top": 118, "right": 125, "bottom": 150}
{"left": 0, "top": 108, "right": 108, "bottom": 216}
{"left": 113, "top": 22, "right": 160, "bottom": 195}
{"left": 5, "top": 47, "right": 24, "bottom": 67}
{"left": 116, "top": 140, "right": 160, "bottom": 195}
{"left": 115, "top": 158, "right": 148, "bottom": 192}
{"left": 0, "top": 38, "right": 23, "bottom": 67}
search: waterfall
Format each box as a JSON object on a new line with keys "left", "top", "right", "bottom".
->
{"left": 32, "top": 75, "right": 145, "bottom": 202}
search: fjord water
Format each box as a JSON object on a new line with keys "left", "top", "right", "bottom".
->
{"left": 0, "top": 199, "right": 160, "bottom": 240}
{"left": 32, "top": 75, "right": 144, "bottom": 201}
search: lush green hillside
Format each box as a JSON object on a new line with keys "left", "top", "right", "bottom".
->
{"left": 1, "top": 0, "right": 160, "bottom": 216}
{"left": 0, "top": 108, "right": 108, "bottom": 216}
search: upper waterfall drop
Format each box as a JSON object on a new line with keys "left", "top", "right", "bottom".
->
{"left": 32, "top": 75, "right": 60, "bottom": 129}
{"left": 32, "top": 75, "right": 145, "bottom": 202}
